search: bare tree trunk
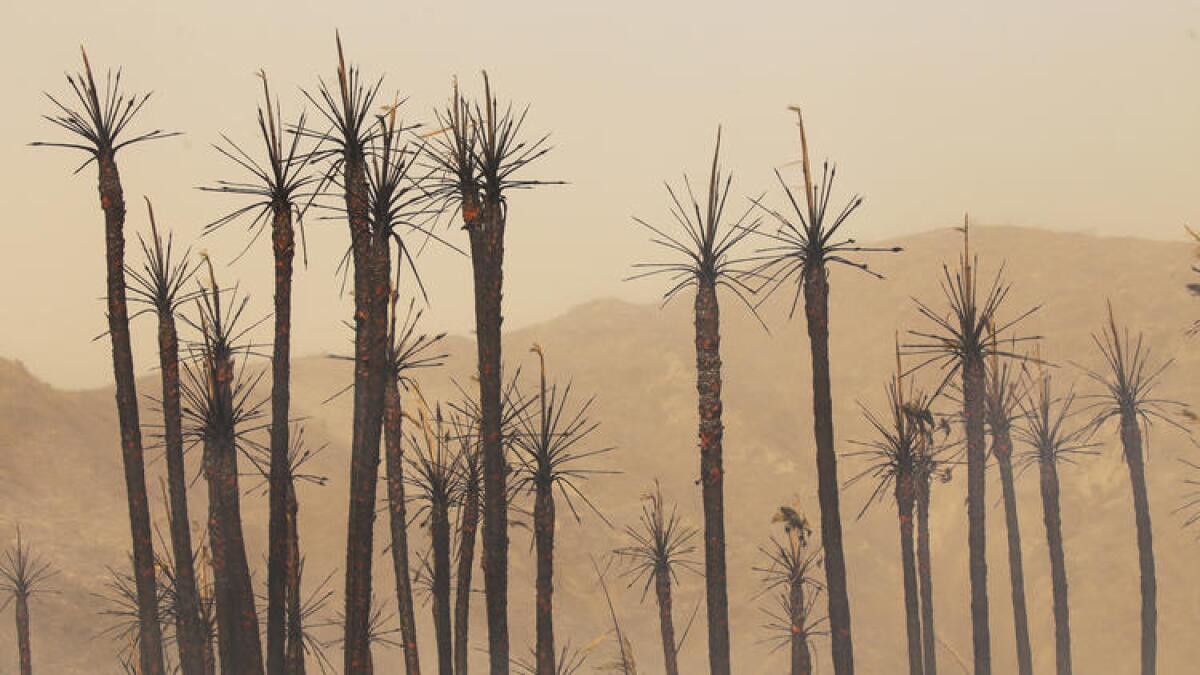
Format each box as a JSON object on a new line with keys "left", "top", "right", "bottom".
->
{"left": 343, "top": 145, "right": 392, "bottom": 674}
{"left": 15, "top": 594, "right": 31, "bottom": 675}
{"left": 385, "top": 380, "right": 422, "bottom": 675}
{"left": 285, "top": 481, "right": 306, "bottom": 675}
{"left": 653, "top": 568, "right": 679, "bottom": 675}
{"left": 266, "top": 204, "right": 294, "bottom": 675}
{"left": 961, "top": 355, "right": 991, "bottom": 674}
{"left": 802, "top": 264, "right": 854, "bottom": 674}
{"left": 97, "top": 152, "right": 166, "bottom": 675}
{"left": 467, "top": 198, "right": 509, "bottom": 675}
{"left": 433, "top": 499, "right": 454, "bottom": 675}
{"left": 1038, "top": 457, "right": 1072, "bottom": 675}
{"left": 1121, "top": 410, "right": 1156, "bottom": 675}
{"left": 917, "top": 479, "right": 937, "bottom": 675}
{"left": 694, "top": 278, "right": 731, "bottom": 675}
{"left": 992, "top": 425, "right": 1032, "bottom": 675}
{"left": 897, "top": 475, "right": 924, "bottom": 675}
{"left": 534, "top": 482, "right": 556, "bottom": 675}
{"left": 788, "top": 574, "right": 812, "bottom": 675}
{"left": 454, "top": 465, "right": 480, "bottom": 675}
{"left": 155, "top": 307, "right": 208, "bottom": 675}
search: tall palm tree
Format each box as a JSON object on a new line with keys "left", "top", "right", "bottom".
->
{"left": 911, "top": 397, "right": 951, "bottom": 675}
{"left": 615, "top": 481, "right": 699, "bottom": 675}
{"left": 983, "top": 351, "right": 1032, "bottom": 675}
{"left": 904, "top": 220, "right": 1037, "bottom": 675}
{"left": 1080, "top": 304, "right": 1188, "bottom": 675}
{"left": 512, "top": 345, "right": 611, "bottom": 675}
{"left": 126, "top": 200, "right": 208, "bottom": 675}
{"left": 33, "top": 49, "right": 176, "bottom": 675}
{"left": 427, "top": 74, "right": 555, "bottom": 675}
{"left": 202, "top": 71, "right": 317, "bottom": 675}
{"left": 748, "top": 109, "right": 901, "bottom": 674}
{"left": 181, "top": 262, "right": 266, "bottom": 673}
{"left": 629, "top": 129, "right": 759, "bottom": 675}
{"left": 756, "top": 507, "right": 825, "bottom": 675}
{"left": 0, "top": 529, "right": 57, "bottom": 675}
{"left": 1015, "top": 371, "right": 1096, "bottom": 675}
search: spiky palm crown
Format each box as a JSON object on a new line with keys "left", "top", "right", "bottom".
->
{"left": 984, "top": 349, "right": 1027, "bottom": 432}
{"left": 0, "top": 528, "right": 57, "bottom": 606}
{"left": 321, "top": 592, "right": 402, "bottom": 654}
{"left": 614, "top": 480, "right": 700, "bottom": 600}
{"left": 247, "top": 423, "right": 329, "bottom": 494}
{"left": 514, "top": 641, "right": 593, "bottom": 675}
{"left": 405, "top": 403, "right": 465, "bottom": 524}
{"left": 127, "top": 198, "right": 201, "bottom": 318}
{"left": 386, "top": 295, "right": 447, "bottom": 388}
{"left": 95, "top": 555, "right": 172, "bottom": 661}
{"left": 33, "top": 48, "right": 177, "bottom": 170}
{"left": 1014, "top": 372, "right": 1098, "bottom": 472}
{"left": 300, "top": 35, "right": 382, "bottom": 177}
{"left": 754, "top": 506, "right": 827, "bottom": 652}
{"left": 629, "top": 129, "right": 761, "bottom": 310}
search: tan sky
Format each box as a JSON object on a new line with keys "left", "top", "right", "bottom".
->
{"left": 3, "top": 0, "right": 1199, "bottom": 388}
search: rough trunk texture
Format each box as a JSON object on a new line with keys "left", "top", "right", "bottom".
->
{"left": 961, "top": 356, "right": 991, "bottom": 675}
{"left": 433, "top": 499, "right": 454, "bottom": 675}
{"left": 1121, "top": 410, "right": 1156, "bottom": 675}
{"left": 155, "top": 311, "right": 208, "bottom": 675}
{"left": 802, "top": 265, "right": 854, "bottom": 674}
{"left": 1039, "top": 456, "right": 1072, "bottom": 675}
{"left": 266, "top": 204, "right": 294, "bottom": 675}
{"left": 454, "top": 463, "right": 480, "bottom": 675}
{"left": 897, "top": 474, "right": 924, "bottom": 675}
{"left": 97, "top": 153, "right": 166, "bottom": 675}
{"left": 917, "top": 479, "right": 937, "bottom": 675}
{"left": 467, "top": 199, "right": 509, "bottom": 675}
{"left": 653, "top": 568, "right": 679, "bottom": 675}
{"left": 694, "top": 279, "right": 731, "bottom": 675}
{"left": 16, "top": 594, "right": 31, "bottom": 675}
{"left": 205, "top": 350, "right": 264, "bottom": 674}
{"left": 384, "top": 381, "right": 422, "bottom": 675}
{"left": 285, "top": 481, "right": 306, "bottom": 675}
{"left": 788, "top": 573, "right": 813, "bottom": 675}
{"left": 992, "top": 425, "right": 1032, "bottom": 675}
{"left": 534, "top": 483, "right": 556, "bottom": 675}
{"left": 343, "top": 147, "right": 391, "bottom": 674}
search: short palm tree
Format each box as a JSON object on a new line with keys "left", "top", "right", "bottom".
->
{"left": 33, "top": 49, "right": 177, "bottom": 675}
{"left": 755, "top": 506, "right": 826, "bottom": 675}
{"left": 748, "top": 109, "right": 901, "bottom": 674}
{"left": 0, "top": 529, "right": 57, "bottom": 675}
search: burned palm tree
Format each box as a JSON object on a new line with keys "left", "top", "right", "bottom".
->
{"left": 0, "top": 529, "right": 57, "bottom": 675}
{"left": 755, "top": 507, "right": 825, "bottom": 675}
{"left": 911, "top": 397, "right": 952, "bottom": 675}
{"left": 513, "top": 641, "right": 592, "bottom": 675}
{"left": 323, "top": 593, "right": 404, "bottom": 675}
{"left": 904, "top": 219, "right": 1037, "bottom": 675}
{"left": 98, "top": 559, "right": 172, "bottom": 672}
{"left": 1079, "top": 304, "right": 1188, "bottom": 675}
{"left": 407, "top": 403, "right": 465, "bottom": 675}
{"left": 181, "top": 261, "right": 266, "bottom": 673}
{"left": 1016, "top": 371, "right": 1096, "bottom": 675}
{"left": 629, "top": 129, "right": 759, "bottom": 675}
{"left": 747, "top": 109, "right": 901, "bottom": 674}
{"left": 983, "top": 345, "right": 1033, "bottom": 675}
{"left": 614, "top": 481, "right": 699, "bottom": 675}
{"left": 202, "top": 71, "right": 318, "bottom": 675}
{"left": 845, "top": 358, "right": 930, "bottom": 675}
{"left": 33, "top": 49, "right": 177, "bottom": 675}
{"left": 126, "top": 199, "right": 208, "bottom": 675}
{"left": 511, "top": 345, "right": 612, "bottom": 675}
{"left": 427, "top": 74, "right": 556, "bottom": 675}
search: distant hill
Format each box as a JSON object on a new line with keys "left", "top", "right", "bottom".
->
{"left": 1, "top": 226, "right": 1199, "bottom": 674}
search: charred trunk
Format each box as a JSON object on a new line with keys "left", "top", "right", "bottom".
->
{"left": 1039, "top": 455, "right": 1072, "bottom": 675}
{"left": 992, "top": 425, "right": 1032, "bottom": 675}
{"left": 653, "top": 568, "right": 679, "bottom": 675}
{"left": 454, "top": 463, "right": 480, "bottom": 675}
{"left": 534, "top": 482, "right": 556, "bottom": 675}
{"left": 433, "top": 497, "right": 454, "bottom": 675}
{"left": 384, "top": 380, "right": 422, "bottom": 675}
{"left": 917, "top": 478, "right": 937, "bottom": 675}
{"left": 15, "top": 593, "right": 30, "bottom": 675}
{"left": 897, "top": 474, "right": 924, "bottom": 675}
{"left": 285, "top": 481, "right": 306, "bottom": 675}
{"left": 266, "top": 204, "right": 294, "bottom": 675}
{"left": 961, "top": 355, "right": 991, "bottom": 674}
{"left": 1121, "top": 410, "right": 1156, "bottom": 675}
{"left": 789, "top": 574, "right": 812, "bottom": 675}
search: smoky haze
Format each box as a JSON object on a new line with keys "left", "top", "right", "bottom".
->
{"left": 2, "top": 0, "right": 1198, "bottom": 388}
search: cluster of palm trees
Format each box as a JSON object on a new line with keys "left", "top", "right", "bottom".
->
{"left": 19, "top": 35, "right": 1195, "bottom": 675}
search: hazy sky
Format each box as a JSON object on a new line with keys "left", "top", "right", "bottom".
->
{"left": 3, "top": 0, "right": 1199, "bottom": 388}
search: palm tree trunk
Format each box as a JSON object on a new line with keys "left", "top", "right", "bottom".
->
{"left": 155, "top": 309, "right": 208, "bottom": 675}
{"left": 961, "top": 354, "right": 991, "bottom": 674}
{"left": 285, "top": 481, "right": 306, "bottom": 675}
{"left": 789, "top": 573, "right": 813, "bottom": 675}
{"left": 802, "top": 264, "right": 854, "bottom": 674}
{"left": 454, "top": 467, "right": 480, "bottom": 675}
{"left": 897, "top": 475, "right": 924, "bottom": 675}
{"left": 653, "top": 568, "right": 679, "bottom": 675}
{"left": 467, "top": 199, "right": 509, "bottom": 675}
{"left": 534, "top": 482, "right": 556, "bottom": 675}
{"left": 266, "top": 204, "right": 294, "bottom": 675}
{"left": 917, "top": 478, "right": 937, "bottom": 675}
{"left": 1038, "top": 456, "right": 1072, "bottom": 675}
{"left": 694, "top": 278, "right": 731, "bottom": 675}
{"left": 384, "top": 379, "right": 421, "bottom": 675}
{"left": 1121, "top": 410, "right": 1156, "bottom": 675}
{"left": 16, "top": 593, "right": 31, "bottom": 675}
{"left": 433, "top": 499, "right": 455, "bottom": 675}
{"left": 97, "top": 151, "right": 166, "bottom": 675}
{"left": 993, "top": 425, "right": 1032, "bottom": 675}
{"left": 343, "top": 146, "right": 392, "bottom": 674}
